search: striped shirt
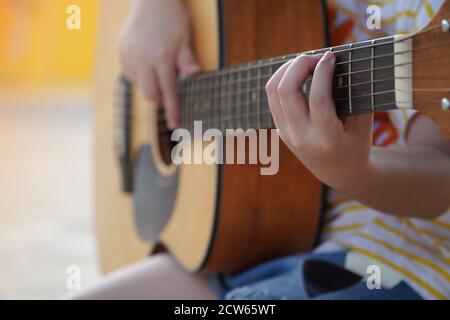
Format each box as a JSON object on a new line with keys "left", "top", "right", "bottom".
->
{"left": 317, "top": 0, "right": 450, "bottom": 300}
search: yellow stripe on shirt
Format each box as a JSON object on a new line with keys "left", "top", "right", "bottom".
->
{"left": 357, "top": 232, "right": 450, "bottom": 281}
{"left": 423, "top": 0, "right": 436, "bottom": 19}
{"left": 323, "top": 223, "right": 364, "bottom": 234}
{"left": 375, "top": 219, "right": 450, "bottom": 264}
{"left": 404, "top": 219, "right": 450, "bottom": 242}
{"left": 334, "top": 240, "right": 447, "bottom": 300}
{"left": 432, "top": 219, "right": 450, "bottom": 231}
{"left": 381, "top": 10, "right": 417, "bottom": 26}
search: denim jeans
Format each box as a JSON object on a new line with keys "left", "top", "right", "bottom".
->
{"left": 208, "top": 250, "right": 422, "bottom": 300}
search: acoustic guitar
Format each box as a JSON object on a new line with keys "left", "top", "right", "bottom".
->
{"left": 95, "top": 0, "right": 450, "bottom": 274}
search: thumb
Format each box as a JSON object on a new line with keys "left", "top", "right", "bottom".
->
{"left": 176, "top": 43, "right": 201, "bottom": 76}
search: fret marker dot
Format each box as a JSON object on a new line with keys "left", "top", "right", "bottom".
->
{"left": 442, "top": 19, "right": 450, "bottom": 32}
{"left": 338, "top": 77, "right": 343, "bottom": 86}
{"left": 441, "top": 97, "right": 450, "bottom": 111}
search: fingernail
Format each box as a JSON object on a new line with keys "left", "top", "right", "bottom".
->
{"left": 323, "top": 50, "right": 335, "bottom": 62}
{"left": 187, "top": 63, "right": 201, "bottom": 74}
{"left": 190, "top": 61, "right": 200, "bottom": 68}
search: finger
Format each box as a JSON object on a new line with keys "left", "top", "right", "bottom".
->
{"left": 138, "top": 69, "right": 161, "bottom": 101}
{"left": 265, "top": 60, "right": 292, "bottom": 139}
{"left": 118, "top": 42, "right": 137, "bottom": 83}
{"left": 176, "top": 43, "right": 201, "bottom": 76}
{"left": 348, "top": 113, "right": 374, "bottom": 137}
{"left": 309, "top": 51, "right": 339, "bottom": 128}
{"left": 277, "top": 54, "right": 321, "bottom": 133}
{"left": 156, "top": 63, "right": 179, "bottom": 129}
{"left": 121, "top": 62, "right": 136, "bottom": 84}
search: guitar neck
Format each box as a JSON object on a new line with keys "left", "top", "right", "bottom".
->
{"left": 179, "top": 34, "right": 411, "bottom": 131}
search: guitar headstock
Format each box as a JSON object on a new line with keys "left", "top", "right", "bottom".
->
{"left": 412, "top": 0, "right": 450, "bottom": 138}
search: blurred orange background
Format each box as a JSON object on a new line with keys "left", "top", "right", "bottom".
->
{"left": 0, "top": 0, "right": 103, "bottom": 298}
{"left": 0, "top": 0, "right": 100, "bottom": 87}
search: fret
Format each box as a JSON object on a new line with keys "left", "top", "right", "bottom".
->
{"left": 192, "top": 78, "right": 198, "bottom": 127}
{"left": 202, "top": 78, "right": 208, "bottom": 130}
{"left": 267, "top": 58, "right": 275, "bottom": 128}
{"left": 230, "top": 72, "right": 238, "bottom": 128}
{"left": 371, "top": 40, "right": 375, "bottom": 112}
{"left": 193, "top": 78, "right": 199, "bottom": 127}
{"left": 236, "top": 69, "right": 242, "bottom": 129}
{"left": 180, "top": 80, "right": 187, "bottom": 128}
{"left": 218, "top": 75, "right": 223, "bottom": 128}
{"left": 244, "top": 69, "right": 250, "bottom": 130}
{"left": 203, "top": 78, "right": 209, "bottom": 129}
{"left": 219, "top": 74, "right": 225, "bottom": 131}
{"left": 248, "top": 68, "right": 254, "bottom": 129}
{"left": 186, "top": 80, "right": 193, "bottom": 130}
{"left": 224, "top": 73, "right": 230, "bottom": 131}
{"left": 219, "top": 75, "right": 224, "bottom": 129}
{"left": 259, "top": 84, "right": 270, "bottom": 128}
{"left": 258, "top": 61, "right": 270, "bottom": 129}
{"left": 181, "top": 80, "right": 185, "bottom": 129}
{"left": 333, "top": 43, "right": 351, "bottom": 116}
{"left": 226, "top": 72, "right": 232, "bottom": 129}
{"left": 348, "top": 40, "right": 373, "bottom": 114}
{"left": 208, "top": 81, "right": 214, "bottom": 128}
{"left": 205, "top": 77, "right": 212, "bottom": 129}
{"left": 212, "top": 76, "right": 217, "bottom": 130}
{"left": 224, "top": 73, "right": 230, "bottom": 130}
{"left": 372, "top": 36, "right": 396, "bottom": 113}
{"left": 348, "top": 43, "right": 353, "bottom": 115}
{"left": 248, "top": 67, "right": 258, "bottom": 129}
{"left": 213, "top": 75, "right": 219, "bottom": 129}
{"left": 213, "top": 75, "right": 219, "bottom": 131}
{"left": 256, "top": 61, "right": 262, "bottom": 129}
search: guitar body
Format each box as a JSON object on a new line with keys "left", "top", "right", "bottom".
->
{"left": 95, "top": 0, "right": 325, "bottom": 274}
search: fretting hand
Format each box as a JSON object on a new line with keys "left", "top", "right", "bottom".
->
{"left": 266, "top": 51, "right": 374, "bottom": 195}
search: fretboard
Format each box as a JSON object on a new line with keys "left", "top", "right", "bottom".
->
{"left": 176, "top": 35, "right": 402, "bottom": 132}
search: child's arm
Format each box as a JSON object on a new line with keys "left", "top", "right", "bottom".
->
{"left": 265, "top": 51, "right": 450, "bottom": 219}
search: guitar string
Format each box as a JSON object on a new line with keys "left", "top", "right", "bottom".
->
{"left": 150, "top": 22, "right": 450, "bottom": 131}
{"left": 156, "top": 89, "right": 449, "bottom": 133}
{"left": 162, "top": 25, "right": 449, "bottom": 119}
{"left": 158, "top": 68, "right": 450, "bottom": 128}
{"left": 178, "top": 44, "right": 450, "bottom": 101}
{"left": 156, "top": 86, "right": 450, "bottom": 133}
{"left": 179, "top": 39, "right": 450, "bottom": 94}
{"left": 173, "top": 41, "right": 450, "bottom": 125}
{"left": 187, "top": 22, "right": 442, "bottom": 81}
{"left": 156, "top": 100, "right": 445, "bottom": 133}
{"left": 176, "top": 50, "right": 450, "bottom": 108}
{"left": 156, "top": 96, "right": 447, "bottom": 133}
{"left": 172, "top": 75, "right": 449, "bottom": 104}
{"left": 176, "top": 74, "right": 442, "bottom": 107}
{"left": 157, "top": 79, "right": 450, "bottom": 116}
